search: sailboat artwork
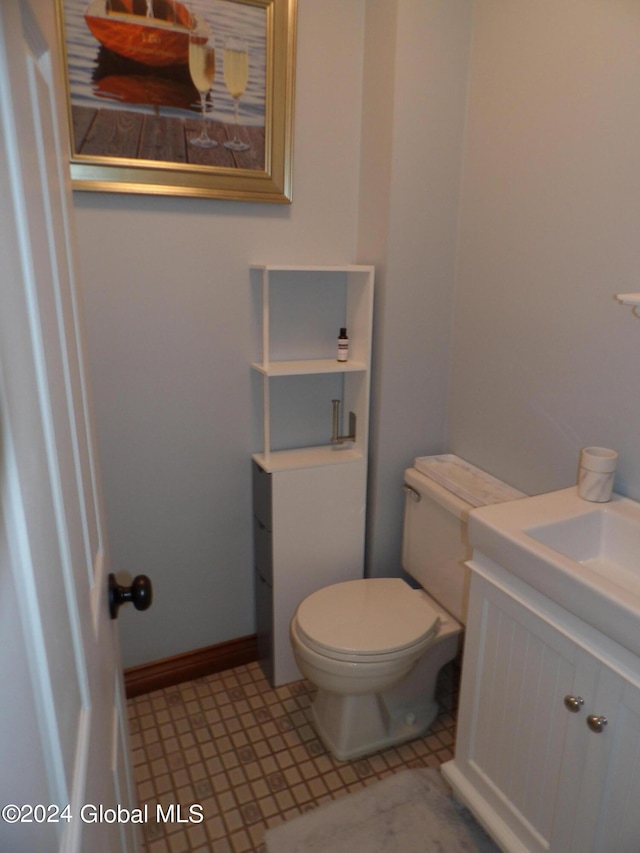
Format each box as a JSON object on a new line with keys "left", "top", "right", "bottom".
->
{"left": 83, "top": 0, "right": 210, "bottom": 68}
{"left": 56, "top": 0, "right": 296, "bottom": 202}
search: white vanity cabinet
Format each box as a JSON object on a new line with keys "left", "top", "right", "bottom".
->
{"left": 250, "top": 265, "right": 374, "bottom": 686}
{"left": 442, "top": 554, "right": 640, "bottom": 853}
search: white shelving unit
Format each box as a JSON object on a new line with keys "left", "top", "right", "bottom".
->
{"left": 250, "top": 265, "right": 374, "bottom": 685}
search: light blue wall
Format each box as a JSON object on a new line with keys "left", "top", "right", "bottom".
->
{"left": 358, "top": 0, "right": 473, "bottom": 578}
{"left": 449, "top": 0, "right": 640, "bottom": 502}
{"left": 77, "top": 0, "right": 369, "bottom": 667}
{"left": 77, "top": 0, "right": 640, "bottom": 668}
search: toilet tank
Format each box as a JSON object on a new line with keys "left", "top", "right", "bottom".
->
{"left": 402, "top": 455, "right": 526, "bottom": 625}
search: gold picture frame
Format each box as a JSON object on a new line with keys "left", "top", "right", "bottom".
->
{"left": 56, "top": 0, "right": 297, "bottom": 202}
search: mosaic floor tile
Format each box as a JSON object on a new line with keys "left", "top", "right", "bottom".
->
{"left": 128, "top": 658, "right": 459, "bottom": 852}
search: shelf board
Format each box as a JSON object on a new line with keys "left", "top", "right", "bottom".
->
{"left": 251, "top": 358, "right": 367, "bottom": 376}
{"left": 250, "top": 264, "right": 374, "bottom": 273}
{"left": 252, "top": 445, "right": 363, "bottom": 473}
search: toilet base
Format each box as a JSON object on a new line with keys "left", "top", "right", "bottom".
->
{"left": 309, "top": 627, "right": 461, "bottom": 761}
{"left": 311, "top": 690, "right": 439, "bottom": 762}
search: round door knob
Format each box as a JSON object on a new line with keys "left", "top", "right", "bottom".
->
{"left": 108, "top": 573, "right": 153, "bottom": 620}
{"left": 564, "top": 695, "right": 584, "bottom": 713}
{"left": 586, "top": 714, "right": 608, "bottom": 733}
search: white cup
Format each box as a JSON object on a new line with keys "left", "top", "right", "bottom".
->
{"left": 577, "top": 447, "right": 618, "bottom": 502}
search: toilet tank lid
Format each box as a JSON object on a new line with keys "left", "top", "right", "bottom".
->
{"left": 413, "top": 454, "right": 526, "bottom": 508}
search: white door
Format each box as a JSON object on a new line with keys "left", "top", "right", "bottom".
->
{"left": 0, "top": 2, "right": 139, "bottom": 851}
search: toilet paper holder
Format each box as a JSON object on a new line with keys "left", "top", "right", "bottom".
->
{"left": 331, "top": 399, "right": 356, "bottom": 444}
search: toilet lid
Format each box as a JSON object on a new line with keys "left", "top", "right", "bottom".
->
{"left": 295, "top": 578, "right": 440, "bottom": 657}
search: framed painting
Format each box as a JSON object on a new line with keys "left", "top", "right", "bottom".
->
{"left": 56, "top": 0, "right": 297, "bottom": 202}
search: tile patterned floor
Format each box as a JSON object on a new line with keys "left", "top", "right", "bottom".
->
{"left": 127, "top": 659, "right": 460, "bottom": 853}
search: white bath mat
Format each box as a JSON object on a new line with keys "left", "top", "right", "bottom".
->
{"left": 264, "top": 768, "right": 499, "bottom": 852}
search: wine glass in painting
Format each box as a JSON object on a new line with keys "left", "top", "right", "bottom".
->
{"left": 189, "top": 30, "right": 217, "bottom": 148}
{"left": 223, "top": 36, "right": 250, "bottom": 151}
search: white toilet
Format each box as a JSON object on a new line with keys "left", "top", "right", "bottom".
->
{"left": 290, "top": 455, "right": 524, "bottom": 761}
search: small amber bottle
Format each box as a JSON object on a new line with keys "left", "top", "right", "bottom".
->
{"left": 337, "top": 328, "right": 349, "bottom": 362}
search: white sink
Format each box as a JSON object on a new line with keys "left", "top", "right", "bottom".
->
{"left": 467, "top": 487, "right": 640, "bottom": 656}
{"left": 527, "top": 507, "right": 640, "bottom": 589}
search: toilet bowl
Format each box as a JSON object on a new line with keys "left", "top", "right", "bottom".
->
{"left": 290, "top": 577, "right": 462, "bottom": 761}
{"left": 291, "top": 578, "right": 440, "bottom": 691}
{"left": 289, "top": 456, "right": 525, "bottom": 762}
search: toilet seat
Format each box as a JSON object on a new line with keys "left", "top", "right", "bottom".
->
{"left": 294, "top": 578, "right": 440, "bottom": 663}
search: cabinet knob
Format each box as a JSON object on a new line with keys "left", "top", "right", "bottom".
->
{"left": 586, "top": 714, "right": 608, "bottom": 733}
{"left": 564, "top": 695, "right": 584, "bottom": 713}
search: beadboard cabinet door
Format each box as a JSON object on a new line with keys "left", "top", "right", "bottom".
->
{"left": 556, "top": 666, "right": 640, "bottom": 852}
{"left": 446, "top": 574, "right": 596, "bottom": 851}
{"left": 443, "top": 565, "right": 640, "bottom": 852}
